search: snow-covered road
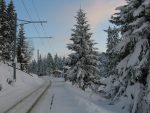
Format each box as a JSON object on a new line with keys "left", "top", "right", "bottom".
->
{"left": 31, "top": 77, "right": 128, "bottom": 113}
{"left": 30, "top": 78, "right": 87, "bottom": 113}
{"left": 50, "top": 78, "right": 88, "bottom": 113}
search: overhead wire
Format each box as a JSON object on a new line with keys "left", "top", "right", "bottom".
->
{"left": 32, "top": 0, "right": 48, "bottom": 36}
{"left": 21, "top": 0, "right": 40, "bottom": 36}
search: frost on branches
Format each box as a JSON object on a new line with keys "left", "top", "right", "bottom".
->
{"left": 17, "top": 25, "right": 33, "bottom": 71}
{"left": 0, "top": 0, "right": 17, "bottom": 62}
{"left": 102, "top": 0, "right": 150, "bottom": 113}
{"left": 67, "top": 9, "right": 99, "bottom": 90}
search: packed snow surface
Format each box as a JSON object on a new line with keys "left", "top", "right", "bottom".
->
{"left": 32, "top": 77, "right": 128, "bottom": 113}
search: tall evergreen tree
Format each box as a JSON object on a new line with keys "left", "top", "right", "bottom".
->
{"left": 17, "top": 25, "right": 32, "bottom": 71}
{"left": 67, "top": 9, "right": 99, "bottom": 90}
{"left": 99, "top": 26, "right": 120, "bottom": 98}
{"left": 7, "top": 0, "right": 17, "bottom": 61}
{"left": 104, "top": 26, "right": 120, "bottom": 76}
{"left": 105, "top": 26, "right": 120, "bottom": 53}
{"left": 0, "top": 0, "right": 10, "bottom": 61}
{"left": 107, "top": 0, "right": 150, "bottom": 112}
{"left": 54, "top": 54, "right": 59, "bottom": 70}
{"left": 46, "top": 53, "right": 54, "bottom": 75}
{"left": 41, "top": 57, "right": 47, "bottom": 75}
{"left": 37, "top": 54, "right": 42, "bottom": 76}
{"left": 29, "top": 59, "right": 37, "bottom": 74}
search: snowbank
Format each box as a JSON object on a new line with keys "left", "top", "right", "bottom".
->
{"left": 65, "top": 81, "right": 128, "bottom": 113}
{"left": 0, "top": 62, "right": 43, "bottom": 94}
{"left": 0, "top": 62, "right": 44, "bottom": 112}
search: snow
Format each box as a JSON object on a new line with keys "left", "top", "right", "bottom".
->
{"left": 117, "top": 54, "right": 130, "bottom": 74}
{"left": 126, "top": 40, "right": 143, "bottom": 67}
{"left": 113, "top": 34, "right": 130, "bottom": 53}
{"left": 115, "top": 83, "right": 144, "bottom": 113}
{"left": 63, "top": 66, "right": 70, "bottom": 69}
{"left": 32, "top": 77, "right": 129, "bottom": 113}
{"left": 129, "top": 17, "right": 145, "bottom": 26}
{"left": 0, "top": 63, "right": 43, "bottom": 91}
{"left": 117, "top": 39, "right": 149, "bottom": 71}
{"left": 147, "top": 74, "right": 150, "bottom": 104}
{"left": 133, "top": 6, "right": 144, "bottom": 17}
{"left": 143, "top": 0, "right": 150, "bottom": 6}
{"left": 0, "top": 62, "right": 44, "bottom": 112}
{"left": 133, "top": 22, "right": 150, "bottom": 34}
{"left": 6, "top": 82, "right": 49, "bottom": 113}
{"left": 53, "top": 70, "right": 62, "bottom": 73}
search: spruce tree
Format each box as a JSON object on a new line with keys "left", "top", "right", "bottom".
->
{"left": 29, "top": 59, "right": 37, "bottom": 74}
{"left": 46, "top": 53, "right": 54, "bottom": 75}
{"left": 104, "top": 26, "right": 120, "bottom": 76}
{"left": 98, "top": 52, "right": 109, "bottom": 77}
{"left": 105, "top": 26, "right": 120, "bottom": 53}
{"left": 17, "top": 25, "right": 31, "bottom": 71}
{"left": 0, "top": 0, "right": 10, "bottom": 61}
{"left": 41, "top": 57, "right": 47, "bottom": 75}
{"left": 108, "top": 0, "right": 150, "bottom": 112}
{"left": 54, "top": 54, "right": 59, "bottom": 70}
{"left": 99, "top": 26, "right": 120, "bottom": 98}
{"left": 37, "top": 54, "right": 42, "bottom": 76}
{"left": 7, "top": 0, "right": 17, "bottom": 61}
{"left": 67, "top": 9, "right": 99, "bottom": 90}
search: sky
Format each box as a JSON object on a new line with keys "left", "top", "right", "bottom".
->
{"left": 6, "top": 0, "right": 125, "bottom": 59}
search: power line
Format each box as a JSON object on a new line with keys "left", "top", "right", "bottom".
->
{"left": 32, "top": 0, "right": 41, "bottom": 21}
{"left": 21, "top": 0, "right": 40, "bottom": 36}
{"left": 32, "top": 0, "right": 48, "bottom": 35}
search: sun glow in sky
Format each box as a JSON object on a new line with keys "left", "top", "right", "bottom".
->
{"left": 6, "top": 0, "right": 125, "bottom": 59}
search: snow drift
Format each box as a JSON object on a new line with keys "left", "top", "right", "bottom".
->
{"left": 0, "top": 62, "right": 43, "bottom": 93}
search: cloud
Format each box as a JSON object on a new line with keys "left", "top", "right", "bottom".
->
{"left": 86, "top": 0, "right": 126, "bottom": 29}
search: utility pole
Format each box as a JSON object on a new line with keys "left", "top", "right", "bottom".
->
{"left": 13, "top": 14, "right": 17, "bottom": 80}
{"left": 13, "top": 19, "right": 48, "bottom": 81}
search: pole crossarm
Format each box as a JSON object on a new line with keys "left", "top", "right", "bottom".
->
{"left": 25, "top": 37, "right": 53, "bottom": 39}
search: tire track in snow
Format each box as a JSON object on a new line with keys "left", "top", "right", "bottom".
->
{"left": 50, "top": 94, "right": 55, "bottom": 112}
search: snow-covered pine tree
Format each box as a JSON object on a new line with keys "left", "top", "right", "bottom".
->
{"left": 25, "top": 42, "right": 33, "bottom": 72}
{"left": 105, "top": 26, "right": 120, "bottom": 53}
{"left": 0, "top": 0, "right": 10, "bottom": 61}
{"left": 7, "top": 0, "right": 17, "bottom": 61}
{"left": 105, "top": 26, "right": 120, "bottom": 76}
{"left": 17, "top": 25, "right": 32, "bottom": 71}
{"left": 108, "top": 0, "right": 150, "bottom": 112}
{"left": 62, "top": 56, "right": 66, "bottom": 69}
{"left": 98, "top": 26, "right": 120, "bottom": 98}
{"left": 46, "top": 53, "right": 54, "bottom": 75}
{"left": 67, "top": 9, "right": 99, "bottom": 90}
{"left": 37, "top": 54, "right": 42, "bottom": 76}
{"left": 53, "top": 54, "right": 59, "bottom": 70}
{"left": 58, "top": 57, "right": 64, "bottom": 70}
{"left": 41, "top": 57, "right": 47, "bottom": 76}
{"left": 98, "top": 52, "right": 109, "bottom": 77}
{"left": 0, "top": 2, "right": 2, "bottom": 60}
{"left": 29, "top": 59, "right": 37, "bottom": 74}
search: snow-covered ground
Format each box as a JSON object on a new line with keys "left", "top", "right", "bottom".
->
{"left": 31, "top": 77, "right": 129, "bottom": 113}
{"left": 0, "top": 62, "right": 129, "bottom": 113}
{"left": 0, "top": 63, "right": 44, "bottom": 112}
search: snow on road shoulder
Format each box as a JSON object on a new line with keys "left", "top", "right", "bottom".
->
{"left": 66, "top": 81, "right": 128, "bottom": 113}
{"left": 76, "top": 96, "right": 115, "bottom": 113}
